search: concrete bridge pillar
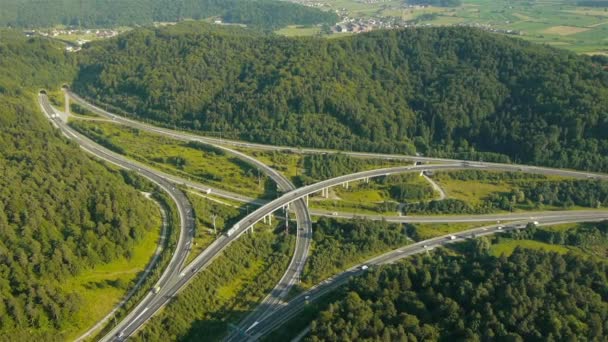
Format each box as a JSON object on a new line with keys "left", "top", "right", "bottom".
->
{"left": 322, "top": 188, "right": 329, "bottom": 198}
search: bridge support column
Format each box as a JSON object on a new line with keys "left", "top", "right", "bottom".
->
{"left": 269, "top": 214, "right": 272, "bottom": 225}
{"left": 306, "top": 195, "right": 309, "bottom": 207}
{"left": 285, "top": 209, "right": 289, "bottom": 233}
{"left": 263, "top": 216, "right": 267, "bottom": 224}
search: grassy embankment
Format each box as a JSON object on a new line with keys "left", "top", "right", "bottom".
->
{"left": 69, "top": 119, "right": 271, "bottom": 198}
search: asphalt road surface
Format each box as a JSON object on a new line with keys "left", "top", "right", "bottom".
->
{"left": 67, "top": 90, "right": 606, "bottom": 181}
{"left": 242, "top": 214, "right": 608, "bottom": 341}
{"left": 67, "top": 90, "right": 314, "bottom": 336}
{"left": 62, "top": 91, "right": 608, "bottom": 340}
{"left": 38, "top": 94, "right": 196, "bottom": 341}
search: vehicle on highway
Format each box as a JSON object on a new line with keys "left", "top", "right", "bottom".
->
{"left": 361, "top": 265, "right": 369, "bottom": 271}
{"left": 152, "top": 286, "right": 161, "bottom": 294}
{"left": 226, "top": 224, "right": 239, "bottom": 237}
{"left": 497, "top": 226, "right": 503, "bottom": 230}
{"left": 449, "top": 235, "right": 457, "bottom": 240}
{"left": 332, "top": 212, "right": 338, "bottom": 216}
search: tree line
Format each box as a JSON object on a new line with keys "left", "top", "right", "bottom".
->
{"left": 0, "top": 0, "right": 337, "bottom": 29}
{"left": 307, "top": 247, "right": 608, "bottom": 341}
{"left": 0, "top": 31, "right": 166, "bottom": 339}
{"left": 402, "top": 176, "right": 608, "bottom": 214}
{"left": 73, "top": 22, "right": 608, "bottom": 172}
{"left": 302, "top": 218, "right": 410, "bottom": 284}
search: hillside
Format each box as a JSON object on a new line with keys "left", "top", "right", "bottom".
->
{"left": 0, "top": 32, "right": 162, "bottom": 339}
{"left": 0, "top": 0, "right": 337, "bottom": 30}
{"left": 307, "top": 247, "right": 608, "bottom": 341}
{"left": 73, "top": 23, "right": 608, "bottom": 171}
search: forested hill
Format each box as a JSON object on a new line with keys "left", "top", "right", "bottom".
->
{"left": 0, "top": 0, "right": 337, "bottom": 30}
{"left": 307, "top": 248, "right": 608, "bottom": 341}
{"left": 0, "top": 32, "right": 160, "bottom": 339}
{"left": 73, "top": 23, "right": 608, "bottom": 172}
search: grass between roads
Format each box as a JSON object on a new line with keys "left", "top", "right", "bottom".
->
{"left": 308, "top": 173, "right": 436, "bottom": 214}
{"left": 409, "top": 222, "right": 497, "bottom": 240}
{"left": 434, "top": 171, "right": 567, "bottom": 207}
{"left": 183, "top": 189, "right": 250, "bottom": 264}
{"left": 131, "top": 227, "right": 295, "bottom": 341}
{"left": 69, "top": 119, "right": 271, "bottom": 198}
{"left": 60, "top": 196, "right": 162, "bottom": 340}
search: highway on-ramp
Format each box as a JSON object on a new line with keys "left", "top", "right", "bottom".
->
{"left": 103, "top": 160, "right": 608, "bottom": 341}
{"left": 61, "top": 91, "right": 608, "bottom": 340}
{"left": 67, "top": 90, "right": 606, "bottom": 181}
{"left": 67, "top": 90, "right": 314, "bottom": 336}
{"left": 38, "top": 93, "right": 196, "bottom": 341}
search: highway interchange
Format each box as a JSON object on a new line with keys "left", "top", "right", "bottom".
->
{"left": 41, "top": 91, "right": 608, "bottom": 341}
{"left": 66, "top": 90, "right": 314, "bottom": 336}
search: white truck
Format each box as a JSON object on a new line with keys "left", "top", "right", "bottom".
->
{"left": 225, "top": 224, "right": 239, "bottom": 237}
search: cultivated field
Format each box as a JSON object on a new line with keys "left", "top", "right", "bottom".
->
{"left": 283, "top": 0, "right": 608, "bottom": 54}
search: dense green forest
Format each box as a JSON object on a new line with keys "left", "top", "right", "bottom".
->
{"left": 134, "top": 231, "right": 293, "bottom": 341}
{"left": 0, "top": 32, "right": 162, "bottom": 339}
{"left": 0, "top": 0, "right": 337, "bottom": 29}
{"left": 302, "top": 218, "right": 410, "bottom": 284}
{"left": 306, "top": 248, "right": 608, "bottom": 341}
{"left": 74, "top": 23, "right": 608, "bottom": 171}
